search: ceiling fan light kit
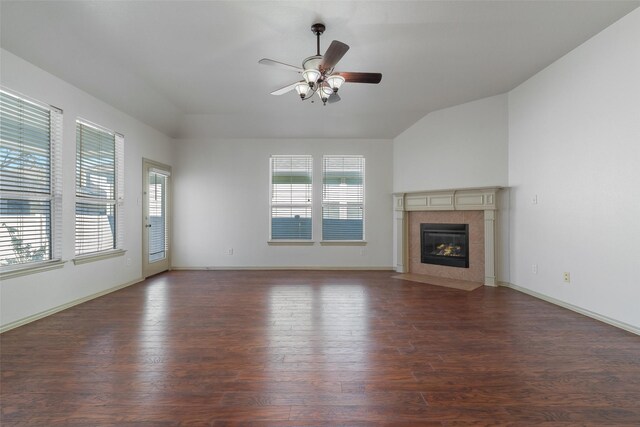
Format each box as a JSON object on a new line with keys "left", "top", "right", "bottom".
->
{"left": 259, "top": 23, "right": 382, "bottom": 106}
{"left": 326, "top": 75, "right": 345, "bottom": 91}
{"left": 294, "top": 82, "right": 311, "bottom": 98}
{"left": 302, "top": 68, "right": 322, "bottom": 86}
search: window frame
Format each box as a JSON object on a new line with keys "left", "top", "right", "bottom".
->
{"left": 0, "top": 87, "right": 64, "bottom": 277}
{"left": 268, "top": 154, "right": 314, "bottom": 243}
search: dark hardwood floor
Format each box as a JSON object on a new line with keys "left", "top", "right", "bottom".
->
{"left": 2, "top": 270, "right": 640, "bottom": 426}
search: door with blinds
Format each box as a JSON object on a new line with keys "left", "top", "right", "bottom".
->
{"left": 142, "top": 159, "right": 171, "bottom": 277}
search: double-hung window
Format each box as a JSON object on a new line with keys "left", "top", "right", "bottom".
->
{"left": 75, "top": 120, "right": 124, "bottom": 256}
{"left": 0, "top": 89, "right": 62, "bottom": 269}
{"left": 270, "top": 155, "right": 312, "bottom": 240}
{"left": 322, "top": 155, "right": 365, "bottom": 241}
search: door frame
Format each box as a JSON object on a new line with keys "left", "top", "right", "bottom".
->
{"left": 142, "top": 158, "right": 172, "bottom": 278}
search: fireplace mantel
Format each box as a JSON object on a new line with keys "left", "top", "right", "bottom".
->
{"left": 393, "top": 187, "right": 502, "bottom": 286}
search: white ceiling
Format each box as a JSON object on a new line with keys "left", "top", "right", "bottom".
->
{"left": 1, "top": 1, "right": 638, "bottom": 139}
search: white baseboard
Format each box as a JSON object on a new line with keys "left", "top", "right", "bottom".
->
{"left": 501, "top": 282, "right": 639, "bottom": 336}
{"left": 0, "top": 277, "right": 145, "bottom": 333}
{"left": 171, "top": 266, "right": 395, "bottom": 271}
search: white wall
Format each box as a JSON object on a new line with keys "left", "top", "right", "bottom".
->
{"left": 508, "top": 9, "right": 640, "bottom": 329}
{"left": 172, "top": 138, "right": 393, "bottom": 269}
{"left": 393, "top": 94, "right": 509, "bottom": 193}
{"left": 0, "top": 49, "right": 174, "bottom": 328}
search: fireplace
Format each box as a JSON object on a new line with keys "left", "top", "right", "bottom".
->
{"left": 420, "top": 223, "right": 469, "bottom": 268}
{"left": 394, "top": 188, "right": 500, "bottom": 285}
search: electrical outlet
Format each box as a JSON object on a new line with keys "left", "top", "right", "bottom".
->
{"left": 126, "top": 257, "right": 131, "bottom": 266}
{"left": 563, "top": 272, "right": 570, "bottom": 283}
{"left": 360, "top": 248, "right": 366, "bottom": 256}
{"left": 532, "top": 264, "right": 538, "bottom": 274}
{"left": 226, "top": 248, "right": 234, "bottom": 255}
{"left": 531, "top": 194, "right": 538, "bottom": 205}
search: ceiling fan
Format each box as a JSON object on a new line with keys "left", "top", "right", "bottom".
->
{"left": 259, "top": 23, "right": 382, "bottom": 105}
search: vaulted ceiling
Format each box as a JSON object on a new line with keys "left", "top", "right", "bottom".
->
{"left": 1, "top": 1, "right": 638, "bottom": 139}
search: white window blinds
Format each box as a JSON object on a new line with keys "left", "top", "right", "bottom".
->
{"left": 148, "top": 169, "right": 168, "bottom": 262}
{"left": 75, "top": 120, "right": 123, "bottom": 256}
{"left": 322, "top": 155, "right": 365, "bottom": 241}
{"left": 0, "top": 89, "right": 62, "bottom": 267}
{"left": 270, "top": 155, "right": 312, "bottom": 240}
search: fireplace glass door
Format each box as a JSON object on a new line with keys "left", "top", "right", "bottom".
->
{"left": 421, "top": 223, "right": 469, "bottom": 268}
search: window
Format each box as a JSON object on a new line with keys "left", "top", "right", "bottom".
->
{"left": 270, "top": 155, "right": 312, "bottom": 240}
{"left": 75, "top": 120, "right": 123, "bottom": 256}
{"left": 322, "top": 155, "right": 365, "bottom": 241}
{"left": 0, "top": 89, "right": 62, "bottom": 268}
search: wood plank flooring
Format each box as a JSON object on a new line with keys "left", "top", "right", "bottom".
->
{"left": 2, "top": 270, "right": 640, "bottom": 426}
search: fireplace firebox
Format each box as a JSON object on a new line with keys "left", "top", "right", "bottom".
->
{"left": 420, "top": 223, "right": 469, "bottom": 268}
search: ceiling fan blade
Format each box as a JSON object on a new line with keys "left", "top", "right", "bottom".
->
{"left": 259, "top": 58, "right": 302, "bottom": 73}
{"left": 320, "top": 40, "right": 349, "bottom": 72}
{"left": 328, "top": 92, "right": 341, "bottom": 104}
{"left": 270, "top": 81, "right": 302, "bottom": 96}
{"left": 334, "top": 72, "right": 382, "bottom": 84}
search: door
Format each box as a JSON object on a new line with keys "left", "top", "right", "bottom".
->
{"left": 142, "top": 159, "right": 171, "bottom": 277}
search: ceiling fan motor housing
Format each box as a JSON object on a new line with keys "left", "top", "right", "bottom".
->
{"left": 303, "top": 55, "right": 323, "bottom": 71}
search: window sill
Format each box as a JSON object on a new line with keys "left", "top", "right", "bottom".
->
{"left": 267, "top": 240, "right": 315, "bottom": 246}
{"left": 320, "top": 240, "right": 367, "bottom": 246}
{"left": 0, "top": 259, "right": 65, "bottom": 280}
{"left": 73, "top": 249, "right": 126, "bottom": 265}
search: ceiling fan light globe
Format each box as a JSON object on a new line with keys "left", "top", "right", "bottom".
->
{"left": 317, "top": 89, "right": 329, "bottom": 104}
{"left": 326, "top": 75, "right": 345, "bottom": 92}
{"left": 294, "top": 82, "right": 311, "bottom": 99}
{"left": 320, "top": 85, "right": 334, "bottom": 97}
{"left": 302, "top": 69, "right": 321, "bottom": 85}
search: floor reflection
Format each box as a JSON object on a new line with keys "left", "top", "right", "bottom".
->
{"left": 136, "top": 278, "right": 168, "bottom": 386}
{"left": 319, "top": 284, "right": 369, "bottom": 368}
{"left": 267, "top": 282, "right": 369, "bottom": 385}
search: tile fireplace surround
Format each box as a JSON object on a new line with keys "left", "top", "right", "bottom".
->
{"left": 393, "top": 187, "right": 501, "bottom": 286}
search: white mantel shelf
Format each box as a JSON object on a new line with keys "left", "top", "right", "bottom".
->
{"left": 393, "top": 187, "right": 502, "bottom": 286}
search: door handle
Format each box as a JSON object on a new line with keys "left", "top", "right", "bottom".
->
{"left": 145, "top": 224, "right": 152, "bottom": 228}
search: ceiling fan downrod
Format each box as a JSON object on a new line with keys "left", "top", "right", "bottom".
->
{"left": 311, "top": 23, "right": 325, "bottom": 56}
